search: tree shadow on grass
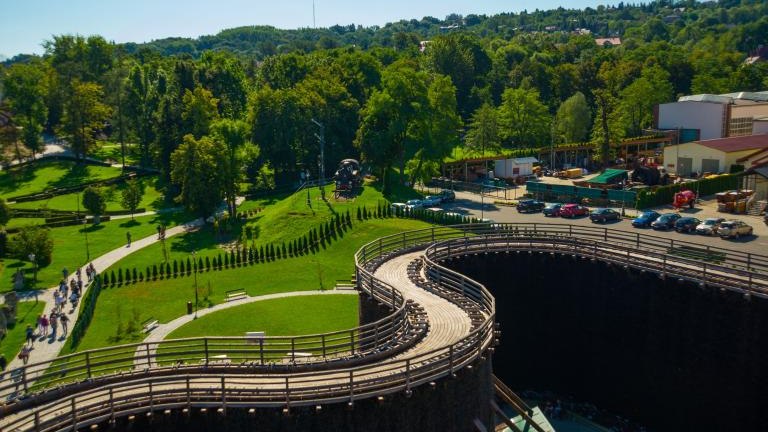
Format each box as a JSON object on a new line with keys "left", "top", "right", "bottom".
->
{"left": 119, "top": 220, "right": 141, "bottom": 228}
{"left": 80, "top": 224, "right": 106, "bottom": 234}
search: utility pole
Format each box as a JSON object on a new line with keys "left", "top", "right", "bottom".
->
{"left": 311, "top": 118, "right": 326, "bottom": 200}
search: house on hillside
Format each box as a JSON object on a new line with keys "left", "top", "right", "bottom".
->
{"left": 595, "top": 37, "right": 621, "bottom": 47}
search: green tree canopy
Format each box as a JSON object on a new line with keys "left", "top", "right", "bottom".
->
{"left": 10, "top": 226, "right": 54, "bottom": 266}
{"left": 498, "top": 87, "right": 551, "bottom": 148}
{"left": 554, "top": 92, "right": 591, "bottom": 144}
{"left": 61, "top": 81, "right": 112, "bottom": 159}
{"left": 182, "top": 86, "right": 220, "bottom": 139}
{"left": 82, "top": 186, "right": 107, "bottom": 220}
{"left": 120, "top": 179, "right": 146, "bottom": 220}
{"left": 170, "top": 134, "right": 227, "bottom": 217}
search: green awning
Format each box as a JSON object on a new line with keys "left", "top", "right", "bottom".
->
{"left": 590, "top": 169, "right": 628, "bottom": 184}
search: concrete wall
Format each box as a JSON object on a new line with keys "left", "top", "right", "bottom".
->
{"left": 448, "top": 253, "right": 768, "bottom": 432}
{"left": 494, "top": 159, "right": 533, "bottom": 178}
{"left": 754, "top": 121, "right": 768, "bottom": 135}
{"left": 658, "top": 101, "right": 726, "bottom": 140}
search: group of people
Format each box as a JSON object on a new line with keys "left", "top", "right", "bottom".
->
{"left": 17, "top": 263, "right": 98, "bottom": 366}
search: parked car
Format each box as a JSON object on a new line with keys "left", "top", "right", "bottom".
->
{"left": 517, "top": 199, "right": 545, "bottom": 213}
{"left": 543, "top": 203, "right": 562, "bottom": 217}
{"left": 439, "top": 189, "right": 456, "bottom": 203}
{"left": 650, "top": 213, "right": 681, "bottom": 230}
{"left": 718, "top": 220, "right": 754, "bottom": 239}
{"left": 405, "top": 199, "right": 423, "bottom": 210}
{"left": 674, "top": 217, "right": 701, "bottom": 233}
{"left": 695, "top": 218, "right": 725, "bottom": 236}
{"left": 590, "top": 208, "right": 621, "bottom": 223}
{"left": 390, "top": 202, "right": 407, "bottom": 213}
{"left": 559, "top": 204, "right": 589, "bottom": 218}
{"left": 422, "top": 195, "right": 442, "bottom": 207}
{"left": 631, "top": 211, "right": 660, "bottom": 228}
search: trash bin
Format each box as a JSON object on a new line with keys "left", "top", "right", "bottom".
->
{"left": 187, "top": 301, "right": 193, "bottom": 315}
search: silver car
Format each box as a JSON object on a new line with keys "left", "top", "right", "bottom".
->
{"left": 695, "top": 218, "right": 725, "bottom": 236}
{"left": 422, "top": 195, "right": 442, "bottom": 207}
{"left": 718, "top": 220, "right": 753, "bottom": 239}
{"left": 405, "top": 199, "right": 423, "bottom": 211}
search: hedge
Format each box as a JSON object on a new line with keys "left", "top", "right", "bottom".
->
{"left": 70, "top": 275, "right": 103, "bottom": 348}
{"left": 636, "top": 174, "right": 741, "bottom": 209}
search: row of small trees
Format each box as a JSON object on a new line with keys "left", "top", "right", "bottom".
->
{"left": 101, "top": 200, "right": 480, "bottom": 289}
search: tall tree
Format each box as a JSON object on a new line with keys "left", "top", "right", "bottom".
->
{"left": 210, "top": 119, "right": 256, "bottom": 217}
{"left": 497, "top": 87, "right": 551, "bottom": 148}
{"left": 170, "top": 134, "right": 226, "bottom": 217}
{"left": 82, "top": 186, "right": 107, "bottom": 223}
{"left": 125, "top": 63, "right": 158, "bottom": 166}
{"left": 465, "top": 103, "right": 500, "bottom": 156}
{"left": 182, "top": 86, "right": 220, "bottom": 139}
{"left": 619, "top": 66, "right": 673, "bottom": 136}
{"left": 2, "top": 62, "right": 48, "bottom": 158}
{"left": 61, "top": 81, "right": 111, "bottom": 160}
{"left": 554, "top": 92, "right": 591, "bottom": 144}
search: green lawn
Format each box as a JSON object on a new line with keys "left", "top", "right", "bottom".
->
{"left": 11, "top": 176, "right": 170, "bottom": 212}
{"left": 0, "top": 300, "right": 46, "bottom": 364}
{"left": 63, "top": 217, "right": 431, "bottom": 353}
{"left": 6, "top": 217, "right": 46, "bottom": 229}
{"left": 90, "top": 141, "right": 141, "bottom": 166}
{"left": 166, "top": 295, "right": 359, "bottom": 339}
{"left": 104, "top": 184, "right": 412, "bottom": 273}
{"left": 0, "top": 161, "right": 123, "bottom": 200}
{"left": 0, "top": 210, "right": 190, "bottom": 293}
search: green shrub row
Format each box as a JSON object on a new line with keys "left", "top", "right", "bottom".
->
{"left": 69, "top": 275, "right": 103, "bottom": 348}
{"left": 635, "top": 175, "right": 741, "bottom": 209}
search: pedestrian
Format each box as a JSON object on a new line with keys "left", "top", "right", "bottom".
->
{"left": 62, "top": 267, "right": 69, "bottom": 280}
{"left": 40, "top": 314, "right": 49, "bottom": 336}
{"left": 76, "top": 267, "right": 82, "bottom": 281}
{"left": 49, "top": 312, "right": 58, "bottom": 335}
{"left": 25, "top": 324, "right": 35, "bottom": 346}
{"left": 60, "top": 314, "right": 69, "bottom": 336}
{"left": 85, "top": 265, "right": 92, "bottom": 282}
{"left": 126, "top": 231, "right": 132, "bottom": 247}
{"left": 36, "top": 314, "right": 44, "bottom": 334}
{"left": 19, "top": 345, "right": 32, "bottom": 364}
{"left": 70, "top": 291, "right": 79, "bottom": 308}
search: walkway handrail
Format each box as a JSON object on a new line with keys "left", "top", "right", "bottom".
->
{"left": 6, "top": 222, "right": 765, "bottom": 431}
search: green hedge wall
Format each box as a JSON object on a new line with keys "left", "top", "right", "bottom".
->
{"left": 636, "top": 175, "right": 741, "bottom": 209}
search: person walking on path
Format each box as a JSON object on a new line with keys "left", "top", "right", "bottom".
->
{"left": 25, "top": 325, "right": 35, "bottom": 347}
{"left": 126, "top": 231, "right": 131, "bottom": 247}
{"left": 19, "top": 345, "right": 32, "bottom": 364}
{"left": 49, "top": 312, "right": 58, "bottom": 339}
{"left": 40, "top": 314, "right": 49, "bottom": 337}
{"left": 60, "top": 314, "right": 69, "bottom": 336}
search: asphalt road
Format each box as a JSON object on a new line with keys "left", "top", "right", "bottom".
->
{"left": 441, "top": 190, "right": 768, "bottom": 256}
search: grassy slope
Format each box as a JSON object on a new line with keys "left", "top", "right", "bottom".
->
{"left": 90, "top": 141, "right": 141, "bottom": 167}
{"left": 11, "top": 177, "right": 169, "bottom": 212}
{"left": 0, "top": 301, "right": 46, "bottom": 362}
{"left": 64, "top": 217, "right": 430, "bottom": 353}
{"left": 0, "top": 161, "right": 123, "bottom": 200}
{"left": 165, "top": 295, "right": 359, "bottom": 339}
{"left": 0, "top": 211, "right": 189, "bottom": 293}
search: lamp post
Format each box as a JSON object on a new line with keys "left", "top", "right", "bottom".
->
{"left": 83, "top": 218, "right": 91, "bottom": 262}
{"left": 191, "top": 251, "right": 199, "bottom": 319}
{"left": 28, "top": 253, "right": 37, "bottom": 283}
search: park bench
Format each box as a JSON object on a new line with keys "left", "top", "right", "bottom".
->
{"left": 225, "top": 289, "right": 247, "bottom": 302}
{"left": 245, "top": 331, "right": 265, "bottom": 345}
{"left": 142, "top": 317, "right": 159, "bottom": 333}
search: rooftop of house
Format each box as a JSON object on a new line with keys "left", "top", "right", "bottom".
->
{"left": 695, "top": 134, "right": 768, "bottom": 153}
{"left": 677, "top": 91, "right": 768, "bottom": 105}
{"left": 595, "top": 37, "right": 621, "bottom": 46}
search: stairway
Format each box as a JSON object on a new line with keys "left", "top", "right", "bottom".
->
{"left": 748, "top": 200, "right": 767, "bottom": 216}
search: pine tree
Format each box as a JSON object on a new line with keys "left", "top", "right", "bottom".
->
{"left": 118, "top": 268, "right": 123, "bottom": 285}
{"left": 356, "top": 207, "right": 362, "bottom": 220}
{"left": 180, "top": 260, "right": 186, "bottom": 274}
{"left": 146, "top": 266, "right": 151, "bottom": 280}
{"left": 133, "top": 268, "right": 138, "bottom": 282}
{"left": 125, "top": 268, "right": 132, "bottom": 283}
{"left": 198, "top": 257, "right": 204, "bottom": 271}
{"left": 230, "top": 249, "right": 236, "bottom": 266}
{"left": 205, "top": 256, "right": 211, "bottom": 271}
{"left": 186, "top": 258, "right": 192, "bottom": 274}
{"left": 173, "top": 260, "right": 178, "bottom": 276}
{"left": 236, "top": 248, "right": 242, "bottom": 265}
{"left": 166, "top": 262, "right": 171, "bottom": 276}
{"left": 110, "top": 270, "right": 116, "bottom": 286}
{"left": 281, "top": 242, "right": 286, "bottom": 258}
{"left": 224, "top": 252, "right": 229, "bottom": 267}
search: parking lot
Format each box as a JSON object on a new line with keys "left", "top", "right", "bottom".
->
{"left": 435, "top": 190, "right": 768, "bottom": 255}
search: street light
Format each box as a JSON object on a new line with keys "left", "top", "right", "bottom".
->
{"left": 191, "top": 251, "right": 199, "bottom": 319}
{"left": 28, "top": 253, "right": 37, "bottom": 283}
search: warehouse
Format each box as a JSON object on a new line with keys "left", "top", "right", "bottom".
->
{"left": 663, "top": 134, "right": 768, "bottom": 177}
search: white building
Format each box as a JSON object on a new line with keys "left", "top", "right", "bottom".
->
{"left": 663, "top": 134, "right": 768, "bottom": 177}
{"left": 493, "top": 157, "right": 538, "bottom": 179}
{"left": 656, "top": 91, "right": 768, "bottom": 141}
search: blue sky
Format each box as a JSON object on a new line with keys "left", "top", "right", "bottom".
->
{"left": 0, "top": 0, "right": 611, "bottom": 57}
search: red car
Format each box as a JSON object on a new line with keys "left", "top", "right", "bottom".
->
{"left": 559, "top": 204, "right": 589, "bottom": 218}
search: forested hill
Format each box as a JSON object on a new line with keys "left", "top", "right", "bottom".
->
{"left": 122, "top": 1, "right": 768, "bottom": 60}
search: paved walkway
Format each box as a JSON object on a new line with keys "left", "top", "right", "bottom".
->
{"left": 133, "top": 289, "right": 359, "bottom": 367}
{"left": 4, "top": 217, "right": 204, "bottom": 372}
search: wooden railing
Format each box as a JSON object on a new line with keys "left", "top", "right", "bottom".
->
{"left": 4, "top": 223, "right": 763, "bottom": 431}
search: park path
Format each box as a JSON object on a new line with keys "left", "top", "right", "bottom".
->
{"left": 133, "top": 289, "right": 359, "bottom": 367}
{"left": 4, "top": 217, "right": 204, "bottom": 372}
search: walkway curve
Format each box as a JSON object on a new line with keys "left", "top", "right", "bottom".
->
{"left": 133, "top": 289, "right": 360, "bottom": 367}
{"left": 7, "top": 223, "right": 764, "bottom": 431}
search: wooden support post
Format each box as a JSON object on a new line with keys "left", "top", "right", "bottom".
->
{"left": 85, "top": 351, "right": 92, "bottom": 378}
{"left": 350, "top": 330, "right": 356, "bottom": 355}
{"left": 259, "top": 338, "right": 265, "bottom": 365}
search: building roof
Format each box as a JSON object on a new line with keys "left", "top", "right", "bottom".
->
{"left": 737, "top": 146, "right": 768, "bottom": 163}
{"left": 589, "top": 169, "right": 628, "bottom": 184}
{"left": 595, "top": 37, "right": 621, "bottom": 46}
{"left": 512, "top": 157, "right": 538, "bottom": 164}
{"left": 696, "top": 134, "right": 768, "bottom": 153}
